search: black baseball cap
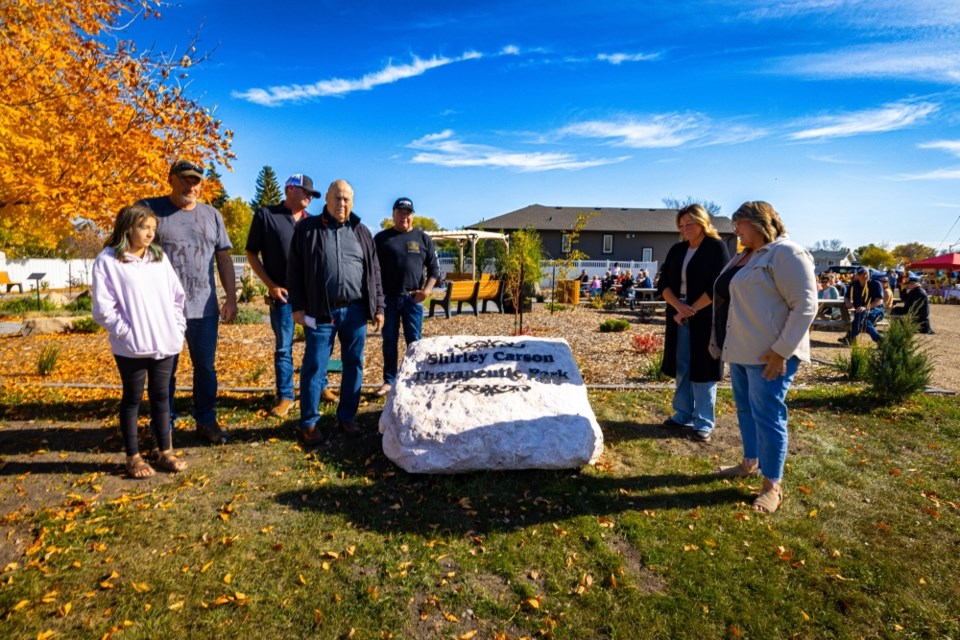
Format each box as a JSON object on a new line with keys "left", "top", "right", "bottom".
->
{"left": 393, "top": 197, "right": 415, "bottom": 212}
{"left": 169, "top": 160, "right": 204, "bottom": 179}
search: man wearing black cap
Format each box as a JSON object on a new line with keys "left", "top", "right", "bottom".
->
{"left": 245, "top": 174, "right": 337, "bottom": 418}
{"left": 841, "top": 266, "right": 885, "bottom": 345}
{"left": 372, "top": 197, "right": 441, "bottom": 397}
{"left": 138, "top": 159, "right": 236, "bottom": 444}
{"left": 891, "top": 277, "right": 934, "bottom": 334}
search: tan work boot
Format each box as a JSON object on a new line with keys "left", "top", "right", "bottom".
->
{"left": 270, "top": 398, "right": 295, "bottom": 418}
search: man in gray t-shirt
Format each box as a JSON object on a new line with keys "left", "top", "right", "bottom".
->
{"left": 138, "top": 160, "right": 237, "bottom": 444}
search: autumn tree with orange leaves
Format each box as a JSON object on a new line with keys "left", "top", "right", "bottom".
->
{"left": 0, "top": 0, "right": 234, "bottom": 256}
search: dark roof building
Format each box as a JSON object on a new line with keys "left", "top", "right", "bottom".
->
{"left": 469, "top": 204, "right": 736, "bottom": 265}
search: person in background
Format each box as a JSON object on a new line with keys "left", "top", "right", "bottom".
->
{"left": 618, "top": 268, "right": 636, "bottom": 310}
{"left": 841, "top": 266, "right": 885, "bottom": 345}
{"left": 817, "top": 273, "right": 842, "bottom": 320}
{"left": 637, "top": 269, "right": 653, "bottom": 289}
{"left": 245, "top": 174, "right": 335, "bottom": 418}
{"left": 891, "top": 276, "right": 934, "bottom": 334}
{"left": 373, "top": 197, "right": 440, "bottom": 397}
{"left": 881, "top": 278, "right": 894, "bottom": 316}
{"left": 657, "top": 204, "right": 730, "bottom": 443}
{"left": 286, "top": 180, "right": 384, "bottom": 443}
{"left": 138, "top": 159, "right": 236, "bottom": 445}
{"left": 92, "top": 205, "right": 187, "bottom": 479}
{"left": 711, "top": 201, "right": 817, "bottom": 514}
{"left": 589, "top": 275, "right": 602, "bottom": 298}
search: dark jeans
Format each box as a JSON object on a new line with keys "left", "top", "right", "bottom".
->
{"left": 382, "top": 293, "right": 424, "bottom": 386}
{"left": 115, "top": 355, "right": 175, "bottom": 456}
{"left": 169, "top": 315, "right": 219, "bottom": 426}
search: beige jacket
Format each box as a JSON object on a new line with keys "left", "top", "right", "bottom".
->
{"left": 711, "top": 236, "right": 817, "bottom": 365}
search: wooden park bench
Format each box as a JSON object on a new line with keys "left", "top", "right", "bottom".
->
{"left": 429, "top": 281, "right": 480, "bottom": 318}
{"left": 0, "top": 271, "right": 23, "bottom": 294}
{"left": 476, "top": 278, "right": 505, "bottom": 313}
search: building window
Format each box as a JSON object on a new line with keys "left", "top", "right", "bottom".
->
{"left": 602, "top": 234, "right": 613, "bottom": 254}
{"left": 642, "top": 247, "right": 653, "bottom": 262}
{"left": 561, "top": 233, "right": 572, "bottom": 253}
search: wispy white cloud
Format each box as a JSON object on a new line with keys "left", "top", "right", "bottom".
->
{"left": 557, "top": 114, "right": 765, "bottom": 148}
{"left": 596, "top": 52, "right": 660, "bottom": 65}
{"left": 787, "top": 101, "right": 938, "bottom": 140}
{"left": 778, "top": 42, "right": 960, "bottom": 84}
{"left": 407, "top": 130, "right": 629, "bottom": 172}
{"left": 233, "top": 52, "right": 482, "bottom": 106}
{"left": 893, "top": 167, "right": 960, "bottom": 180}
{"left": 919, "top": 140, "right": 960, "bottom": 157}
{"left": 808, "top": 154, "right": 867, "bottom": 165}
{"left": 734, "top": 0, "right": 960, "bottom": 29}
{"left": 501, "top": 44, "right": 520, "bottom": 55}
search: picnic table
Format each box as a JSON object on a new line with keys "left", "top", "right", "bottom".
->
{"left": 811, "top": 299, "right": 850, "bottom": 331}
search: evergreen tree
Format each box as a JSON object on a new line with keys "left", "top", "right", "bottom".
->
{"left": 205, "top": 164, "right": 229, "bottom": 210}
{"left": 249, "top": 165, "right": 283, "bottom": 210}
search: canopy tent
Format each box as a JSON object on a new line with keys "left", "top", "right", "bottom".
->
{"left": 909, "top": 253, "right": 960, "bottom": 271}
{"left": 430, "top": 230, "right": 510, "bottom": 279}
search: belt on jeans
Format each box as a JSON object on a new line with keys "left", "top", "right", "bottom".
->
{"left": 331, "top": 299, "right": 361, "bottom": 309}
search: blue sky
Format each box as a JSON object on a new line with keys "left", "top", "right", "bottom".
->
{"left": 123, "top": 0, "right": 960, "bottom": 252}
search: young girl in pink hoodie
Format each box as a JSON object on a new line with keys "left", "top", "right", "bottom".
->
{"left": 93, "top": 204, "right": 187, "bottom": 479}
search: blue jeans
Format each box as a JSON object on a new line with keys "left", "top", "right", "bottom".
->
{"left": 382, "top": 293, "right": 424, "bottom": 386}
{"left": 729, "top": 357, "right": 800, "bottom": 482}
{"left": 670, "top": 320, "right": 717, "bottom": 435}
{"left": 169, "top": 315, "right": 219, "bottom": 427}
{"left": 850, "top": 308, "right": 884, "bottom": 343}
{"left": 269, "top": 300, "right": 295, "bottom": 401}
{"left": 300, "top": 303, "right": 367, "bottom": 428}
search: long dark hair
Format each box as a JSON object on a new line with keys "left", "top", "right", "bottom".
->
{"left": 103, "top": 204, "right": 163, "bottom": 262}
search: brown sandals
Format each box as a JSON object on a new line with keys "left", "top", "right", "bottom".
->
{"left": 154, "top": 452, "right": 187, "bottom": 473}
{"left": 125, "top": 456, "right": 155, "bottom": 479}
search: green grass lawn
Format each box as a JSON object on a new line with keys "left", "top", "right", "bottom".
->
{"left": 0, "top": 386, "right": 958, "bottom": 639}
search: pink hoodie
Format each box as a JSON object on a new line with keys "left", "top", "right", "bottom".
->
{"left": 92, "top": 247, "right": 186, "bottom": 359}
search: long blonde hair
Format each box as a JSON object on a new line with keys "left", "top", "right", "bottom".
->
{"left": 676, "top": 204, "right": 720, "bottom": 240}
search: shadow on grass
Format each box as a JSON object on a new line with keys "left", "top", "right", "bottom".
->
{"left": 274, "top": 468, "right": 745, "bottom": 535}
{"left": 273, "top": 412, "right": 746, "bottom": 535}
{"left": 0, "top": 460, "right": 118, "bottom": 476}
{"left": 600, "top": 419, "right": 691, "bottom": 444}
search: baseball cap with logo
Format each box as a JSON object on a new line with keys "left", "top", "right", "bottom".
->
{"left": 169, "top": 160, "right": 204, "bottom": 180}
{"left": 855, "top": 266, "right": 869, "bottom": 275}
{"left": 285, "top": 174, "right": 322, "bottom": 198}
{"left": 393, "top": 197, "right": 415, "bottom": 212}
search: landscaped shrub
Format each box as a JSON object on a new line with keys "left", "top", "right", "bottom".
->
{"left": 66, "top": 296, "right": 93, "bottom": 313}
{"left": 600, "top": 291, "right": 619, "bottom": 310}
{"left": 644, "top": 351, "right": 669, "bottom": 381}
{"left": 234, "top": 307, "right": 265, "bottom": 325}
{"left": 866, "top": 315, "right": 933, "bottom": 404}
{"left": 833, "top": 343, "right": 870, "bottom": 381}
{"left": 599, "top": 318, "right": 630, "bottom": 333}
{"left": 37, "top": 345, "right": 60, "bottom": 376}
{"left": 238, "top": 274, "right": 266, "bottom": 304}
{"left": 631, "top": 333, "right": 664, "bottom": 354}
{"left": 0, "top": 296, "right": 58, "bottom": 315}
{"left": 69, "top": 316, "right": 102, "bottom": 334}
{"left": 545, "top": 302, "right": 568, "bottom": 312}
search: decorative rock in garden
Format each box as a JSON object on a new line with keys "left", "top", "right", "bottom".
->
{"left": 20, "top": 317, "right": 76, "bottom": 336}
{"left": 379, "top": 335, "right": 604, "bottom": 473}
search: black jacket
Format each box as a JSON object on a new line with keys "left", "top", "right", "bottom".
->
{"left": 657, "top": 236, "right": 730, "bottom": 382}
{"left": 286, "top": 209, "right": 384, "bottom": 322}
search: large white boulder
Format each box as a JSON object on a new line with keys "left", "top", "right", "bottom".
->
{"left": 379, "top": 335, "right": 604, "bottom": 473}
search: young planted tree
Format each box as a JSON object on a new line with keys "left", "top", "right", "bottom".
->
{"left": 0, "top": 0, "right": 234, "bottom": 256}
{"left": 866, "top": 315, "right": 933, "bottom": 404}
{"left": 549, "top": 212, "right": 593, "bottom": 306}
{"left": 498, "top": 227, "right": 544, "bottom": 333}
{"left": 250, "top": 166, "right": 283, "bottom": 210}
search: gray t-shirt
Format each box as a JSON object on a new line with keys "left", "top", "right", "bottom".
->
{"left": 138, "top": 197, "right": 232, "bottom": 319}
